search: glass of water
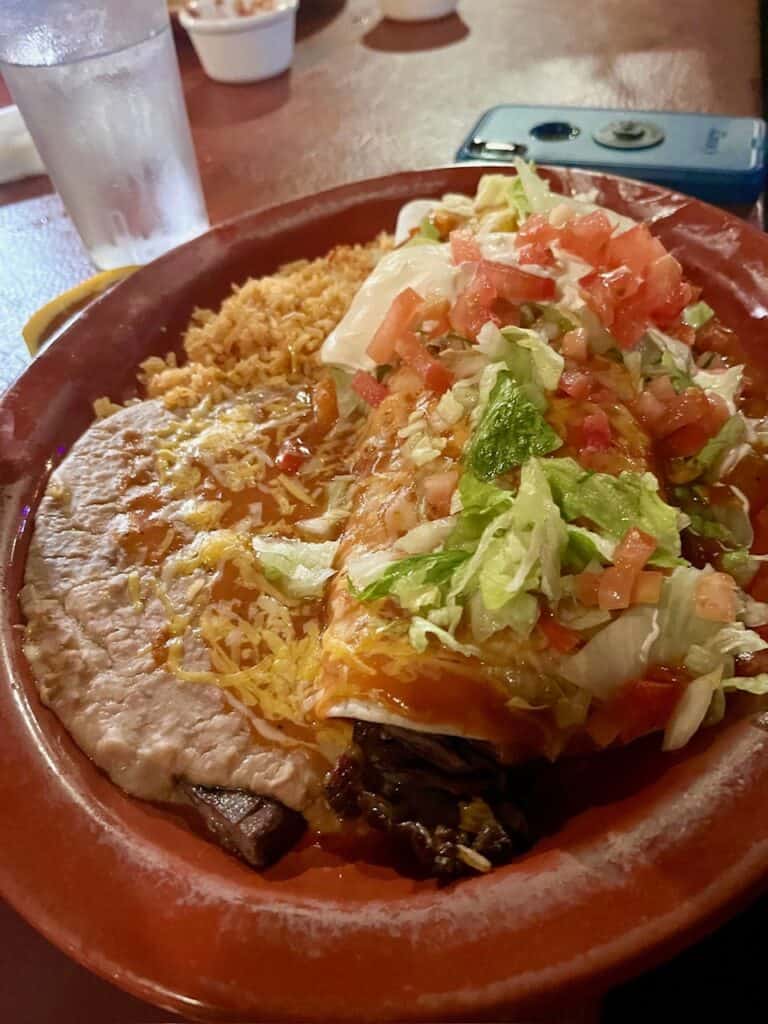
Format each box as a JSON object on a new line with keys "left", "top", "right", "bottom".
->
{"left": 0, "top": 0, "right": 209, "bottom": 269}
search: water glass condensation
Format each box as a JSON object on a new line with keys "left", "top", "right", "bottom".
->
{"left": 0, "top": 0, "right": 209, "bottom": 269}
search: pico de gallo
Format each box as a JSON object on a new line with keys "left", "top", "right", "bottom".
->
{"left": 318, "top": 160, "right": 768, "bottom": 756}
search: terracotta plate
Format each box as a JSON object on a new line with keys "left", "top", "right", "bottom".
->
{"left": 2, "top": 167, "right": 768, "bottom": 1023}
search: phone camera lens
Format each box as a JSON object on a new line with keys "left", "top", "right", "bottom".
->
{"left": 530, "top": 121, "right": 580, "bottom": 142}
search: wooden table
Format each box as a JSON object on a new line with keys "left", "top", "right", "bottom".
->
{"left": 0, "top": 0, "right": 765, "bottom": 1020}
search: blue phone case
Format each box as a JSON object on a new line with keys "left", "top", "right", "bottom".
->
{"left": 456, "top": 105, "right": 766, "bottom": 205}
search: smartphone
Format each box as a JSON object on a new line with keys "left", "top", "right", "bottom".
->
{"left": 456, "top": 105, "right": 766, "bottom": 204}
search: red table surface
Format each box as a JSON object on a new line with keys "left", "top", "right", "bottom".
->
{"left": 0, "top": 1, "right": 766, "bottom": 1021}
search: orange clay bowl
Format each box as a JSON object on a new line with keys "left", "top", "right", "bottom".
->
{"left": 2, "top": 167, "right": 768, "bottom": 1023}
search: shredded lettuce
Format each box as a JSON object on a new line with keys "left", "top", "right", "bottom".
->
{"left": 512, "top": 157, "right": 636, "bottom": 233}
{"left": 296, "top": 477, "right": 353, "bottom": 539}
{"left": 645, "top": 327, "right": 693, "bottom": 375}
{"left": 511, "top": 158, "right": 555, "bottom": 215}
{"left": 535, "top": 303, "right": 580, "bottom": 336}
{"left": 561, "top": 567, "right": 768, "bottom": 703}
{"left": 685, "top": 623, "right": 767, "bottom": 676}
{"left": 395, "top": 516, "right": 457, "bottom": 555}
{"left": 723, "top": 673, "right": 768, "bottom": 695}
{"left": 541, "top": 457, "right": 684, "bottom": 565}
{"left": 637, "top": 328, "right": 744, "bottom": 414}
{"left": 651, "top": 567, "right": 721, "bottom": 666}
{"left": 351, "top": 548, "right": 470, "bottom": 604}
{"left": 557, "top": 598, "right": 612, "bottom": 631}
{"left": 417, "top": 216, "right": 441, "bottom": 241}
{"left": 562, "top": 525, "right": 616, "bottom": 572}
{"left": 635, "top": 328, "right": 694, "bottom": 392}
{"left": 467, "top": 370, "right": 561, "bottom": 481}
{"left": 346, "top": 548, "right": 397, "bottom": 591}
{"left": 475, "top": 323, "right": 564, "bottom": 412}
{"left": 740, "top": 592, "right": 768, "bottom": 627}
{"left": 663, "top": 667, "right": 722, "bottom": 751}
{"left": 692, "top": 365, "right": 743, "bottom": 415}
{"left": 408, "top": 617, "right": 479, "bottom": 657}
{"left": 674, "top": 482, "right": 753, "bottom": 550}
{"left": 448, "top": 471, "right": 514, "bottom": 548}
{"left": 474, "top": 172, "right": 530, "bottom": 226}
{"left": 353, "top": 463, "right": 567, "bottom": 649}
{"left": 467, "top": 589, "right": 539, "bottom": 642}
{"left": 721, "top": 548, "right": 761, "bottom": 587}
{"left": 696, "top": 416, "right": 748, "bottom": 480}
{"left": 560, "top": 605, "right": 658, "bottom": 699}
{"left": 683, "top": 301, "right": 715, "bottom": 330}
{"left": 329, "top": 368, "right": 363, "bottom": 418}
{"left": 449, "top": 459, "right": 567, "bottom": 608}
{"left": 500, "top": 325, "right": 564, "bottom": 392}
{"left": 252, "top": 536, "right": 339, "bottom": 598}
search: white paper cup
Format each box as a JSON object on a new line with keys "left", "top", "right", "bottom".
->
{"left": 379, "top": 0, "right": 458, "bottom": 21}
{"left": 179, "top": 1, "right": 297, "bottom": 84}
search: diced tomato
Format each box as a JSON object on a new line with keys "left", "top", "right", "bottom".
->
{"left": 538, "top": 611, "right": 582, "bottom": 653}
{"left": 468, "top": 261, "right": 497, "bottom": 306}
{"left": 574, "top": 571, "right": 602, "bottom": 606}
{"left": 561, "top": 328, "right": 588, "bottom": 362}
{"left": 482, "top": 259, "right": 556, "bottom": 302}
{"left": 653, "top": 388, "right": 711, "bottom": 439}
{"left": 492, "top": 299, "right": 522, "bottom": 328}
{"left": 642, "top": 251, "right": 679, "bottom": 297}
{"left": 449, "top": 263, "right": 498, "bottom": 341}
{"left": 449, "top": 227, "right": 482, "bottom": 265}
{"left": 578, "top": 272, "right": 615, "bottom": 326}
{"left": 607, "top": 676, "right": 684, "bottom": 742}
{"left": 614, "top": 527, "right": 657, "bottom": 572}
{"left": 311, "top": 375, "right": 338, "bottom": 434}
{"left": 653, "top": 389, "right": 727, "bottom": 453}
{"left": 569, "top": 222, "right": 699, "bottom": 348}
{"left": 394, "top": 331, "right": 454, "bottom": 394}
{"left": 654, "top": 282, "right": 697, "bottom": 326}
{"left": 611, "top": 301, "right": 649, "bottom": 350}
{"left": 703, "top": 392, "right": 731, "bottom": 433}
{"left": 351, "top": 370, "right": 389, "bottom": 407}
{"left": 597, "top": 566, "right": 635, "bottom": 610}
{"left": 601, "top": 265, "right": 642, "bottom": 302}
{"left": 604, "top": 223, "right": 666, "bottom": 277}
{"left": 695, "top": 572, "right": 737, "bottom": 622}
{"left": 516, "top": 241, "right": 555, "bottom": 267}
{"left": 559, "top": 368, "right": 593, "bottom": 400}
{"left": 642, "top": 254, "right": 684, "bottom": 316}
{"left": 581, "top": 266, "right": 643, "bottom": 332}
{"left": 275, "top": 438, "right": 310, "bottom": 474}
{"left": 450, "top": 293, "right": 496, "bottom": 341}
{"left": 582, "top": 409, "right": 613, "bottom": 451}
{"left": 558, "top": 210, "right": 614, "bottom": 265}
{"left": 647, "top": 375, "right": 677, "bottom": 405}
{"left": 515, "top": 212, "right": 558, "bottom": 249}
{"left": 658, "top": 423, "right": 711, "bottom": 459}
{"left": 631, "top": 570, "right": 664, "bottom": 605}
{"left": 367, "top": 287, "right": 423, "bottom": 364}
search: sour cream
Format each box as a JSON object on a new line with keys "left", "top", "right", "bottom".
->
{"left": 320, "top": 242, "right": 458, "bottom": 372}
